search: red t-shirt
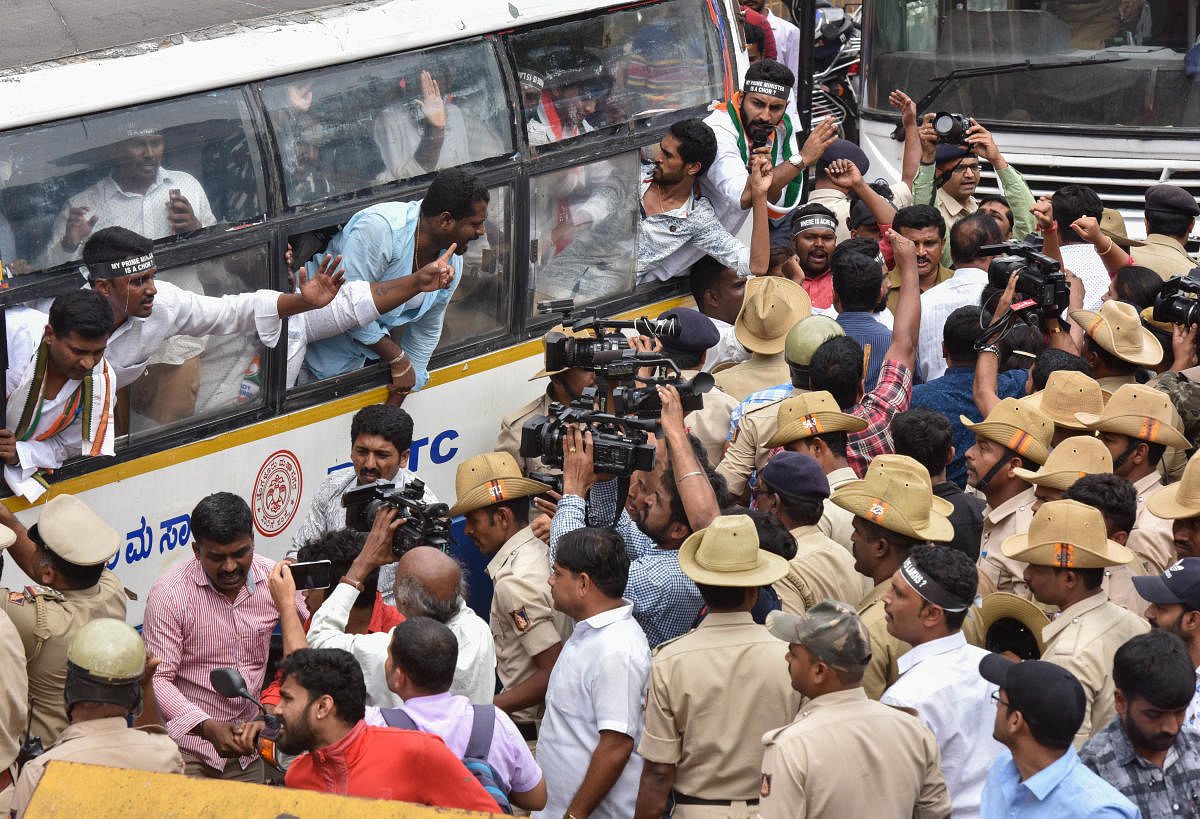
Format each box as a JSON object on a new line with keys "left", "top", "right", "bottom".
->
{"left": 802, "top": 270, "right": 835, "bottom": 310}
{"left": 261, "top": 593, "right": 404, "bottom": 706}
{"left": 285, "top": 721, "right": 500, "bottom": 813}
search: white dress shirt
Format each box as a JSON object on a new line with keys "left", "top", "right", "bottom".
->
{"left": 446, "top": 603, "right": 497, "bottom": 706}
{"left": 533, "top": 601, "right": 651, "bottom": 819}
{"left": 1059, "top": 243, "right": 1110, "bottom": 311}
{"left": 880, "top": 630, "right": 1003, "bottom": 819}
{"left": 917, "top": 267, "right": 988, "bottom": 382}
{"left": 702, "top": 316, "right": 751, "bottom": 373}
{"left": 764, "top": 9, "right": 801, "bottom": 86}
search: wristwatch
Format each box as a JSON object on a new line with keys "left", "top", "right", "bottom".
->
{"left": 788, "top": 155, "right": 806, "bottom": 169}
{"left": 980, "top": 345, "right": 1001, "bottom": 356}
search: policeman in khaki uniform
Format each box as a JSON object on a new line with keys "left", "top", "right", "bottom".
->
{"left": 963, "top": 591, "right": 1050, "bottom": 660}
{"left": 1076, "top": 383, "right": 1190, "bottom": 575}
{"left": 0, "top": 495, "right": 125, "bottom": 747}
{"left": 0, "top": 526, "right": 28, "bottom": 814}
{"left": 1021, "top": 369, "right": 1108, "bottom": 447}
{"left": 1129, "top": 184, "right": 1198, "bottom": 280}
{"left": 758, "top": 600, "right": 951, "bottom": 819}
{"left": 716, "top": 315, "right": 844, "bottom": 500}
{"left": 763, "top": 388, "right": 868, "bottom": 557}
{"left": 449, "top": 452, "right": 570, "bottom": 739}
{"left": 635, "top": 515, "right": 799, "bottom": 819}
{"left": 960, "top": 397, "right": 1053, "bottom": 599}
{"left": 829, "top": 454, "right": 955, "bottom": 699}
{"left": 495, "top": 324, "right": 595, "bottom": 478}
{"left": 10, "top": 618, "right": 183, "bottom": 819}
{"left": 712, "top": 275, "right": 810, "bottom": 403}
{"left": 1148, "top": 449, "right": 1200, "bottom": 563}
{"left": 1000, "top": 499, "right": 1149, "bottom": 748}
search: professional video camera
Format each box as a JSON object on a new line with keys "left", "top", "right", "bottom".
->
{"left": 537, "top": 299, "right": 682, "bottom": 373}
{"left": 342, "top": 478, "right": 452, "bottom": 556}
{"left": 932, "top": 111, "right": 972, "bottom": 145}
{"left": 612, "top": 371, "right": 714, "bottom": 418}
{"left": 520, "top": 388, "right": 658, "bottom": 477}
{"left": 1153, "top": 268, "right": 1200, "bottom": 328}
{"left": 982, "top": 238, "right": 1069, "bottom": 315}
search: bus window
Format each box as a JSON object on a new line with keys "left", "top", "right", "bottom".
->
{"left": 437, "top": 184, "right": 512, "bottom": 352}
{"left": 529, "top": 151, "right": 638, "bottom": 309}
{"left": 509, "top": 0, "right": 724, "bottom": 150}
{"left": 124, "top": 245, "right": 270, "bottom": 439}
{"left": 258, "top": 41, "right": 512, "bottom": 208}
{"left": 0, "top": 90, "right": 264, "bottom": 277}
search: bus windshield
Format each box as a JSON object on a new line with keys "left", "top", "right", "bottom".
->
{"left": 863, "top": 0, "right": 1200, "bottom": 130}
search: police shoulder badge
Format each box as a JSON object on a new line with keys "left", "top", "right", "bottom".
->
{"left": 511, "top": 607, "right": 531, "bottom": 632}
{"left": 760, "top": 773, "right": 771, "bottom": 797}
{"left": 7, "top": 591, "right": 24, "bottom": 606}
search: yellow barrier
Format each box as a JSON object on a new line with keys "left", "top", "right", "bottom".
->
{"left": 24, "top": 760, "right": 499, "bottom": 818}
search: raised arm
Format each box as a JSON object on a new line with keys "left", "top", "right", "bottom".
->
{"left": 883, "top": 228, "right": 921, "bottom": 371}
{"left": 659, "top": 384, "right": 719, "bottom": 532}
{"left": 889, "top": 90, "right": 921, "bottom": 187}
{"left": 1069, "top": 216, "right": 1131, "bottom": 276}
{"left": 826, "top": 158, "right": 897, "bottom": 228}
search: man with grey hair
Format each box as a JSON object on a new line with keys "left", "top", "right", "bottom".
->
{"left": 306, "top": 510, "right": 496, "bottom": 706}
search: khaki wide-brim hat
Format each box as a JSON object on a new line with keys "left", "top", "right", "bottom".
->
{"left": 1021, "top": 371, "right": 1107, "bottom": 431}
{"left": 734, "top": 276, "right": 812, "bottom": 355}
{"left": 1100, "top": 207, "right": 1145, "bottom": 249}
{"left": 1001, "top": 499, "right": 1133, "bottom": 568}
{"left": 678, "top": 514, "right": 789, "bottom": 587}
{"left": 1140, "top": 306, "right": 1174, "bottom": 335}
{"left": 530, "top": 324, "right": 593, "bottom": 380}
{"left": 1070, "top": 300, "right": 1163, "bottom": 367}
{"left": 37, "top": 494, "right": 119, "bottom": 566}
{"left": 1012, "top": 435, "right": 1113, "bottom": 491}
{"left": 1074, "top": 383, "right": 1190, "bottom": 450}
{"left": 830, "top": 454, "right": 954, "bottom": 541}
{"left": 960, "top": 397, "right": 1053, "bottom": 466}
{"left": 1148, "top": 450, "right": 1200, "bottom": 519}
{"left": 979, "top": 592, "right": 1051, "bottom": 655}
{"left": 765, "top": 390, "right": 867, "bottom": 447}
{"left": 448, "top": 452, "right": 550, "bottom": 518}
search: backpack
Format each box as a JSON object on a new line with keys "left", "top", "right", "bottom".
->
{"left": 380, "top": 704, "right": 514, "bottom": 814}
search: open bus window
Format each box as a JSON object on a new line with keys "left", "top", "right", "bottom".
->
{"left": 123, "top": 246, "right": 270, "bottom": 441}
{"left": 529, "top": 151, "right": 638, "bottom": 309}
{"left": 509, "top": 0, "right": 725, "bottom": 151}
{"left": 436, "top": 185, "right": 512, "bottom": 353}
{"left": 258, "top": 41, "right": 512, "bottom": 208}
{"left": 0, "top": 90, "right": 264, "bottom": 278}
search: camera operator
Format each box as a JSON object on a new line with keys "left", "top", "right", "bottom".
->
{"left": 1131, "top": 184, "right": 1199, "bottom": 280}
{"left": 548, "top": 385, "right": 726, "bottom": 648}
{"left": 497, "top": 325, "right": 596, "bottom": 478}
{"left": 912, "top": 114, "right": 1035, "bottom": 270}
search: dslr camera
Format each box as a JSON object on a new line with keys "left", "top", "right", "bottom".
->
{"left": 342, "top": 478, "right": 452, "bottom": 557}
{"left": 932, "top": 111, "right": 972, "bottom": 145}
{"left": 1153, "top": 268, "right": 1200, "bottom": 327}
{"left": 982, "top": 238, "right": 1070, "bottom": 315}
{"left": 520, "top": 388, "right": 658, "bottom": 477}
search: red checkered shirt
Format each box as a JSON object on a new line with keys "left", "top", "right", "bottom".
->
{"left": 847, "top": 359, "right": 913, "bottom": 477}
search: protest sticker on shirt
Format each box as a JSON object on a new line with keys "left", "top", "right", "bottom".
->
{"left": 252, "top": 449, "right": 303, "bottom": 537}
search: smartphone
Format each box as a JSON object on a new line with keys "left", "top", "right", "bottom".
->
{"left": 288, "top": 559, "right": 333, "bottom": 590}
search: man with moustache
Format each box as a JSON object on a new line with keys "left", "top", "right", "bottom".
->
{"left": 1133, "top": 558, "right": 1200, "bottom": 732}
{"left": 789, "top": 203, "right": 838, "bottom": 311}
{"left": 884, "top": 205, "right": 950, "bottom": 314}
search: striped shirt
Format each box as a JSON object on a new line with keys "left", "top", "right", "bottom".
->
{"left": 144, "top": 554, "right": 300, "bottom": 771}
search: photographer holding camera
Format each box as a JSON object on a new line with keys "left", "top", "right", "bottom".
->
{"left": 911, "top": 112, "right": 1035, "bottom": 270}
{"left": 548, "top": 384, "right": 726, "bottom": 648}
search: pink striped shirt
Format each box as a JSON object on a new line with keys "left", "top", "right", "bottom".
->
{"left": 144, "top": 553, "right": 298, "bottom": 770}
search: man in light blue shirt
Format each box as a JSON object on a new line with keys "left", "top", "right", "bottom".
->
{"left": 302, "top": 168, "right": 489, "bottom": 390}
{"left": 979, "top": 654, "right": 1141, "bottom": 818}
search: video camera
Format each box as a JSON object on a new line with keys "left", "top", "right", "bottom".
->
{"left": 537, "top": 299, "right": 683, "bottom": 373}
{"left": 520, "top": 388, "right": 658, "bottom": 477}
{"left": 983, "top": 238, "right": 1069, "bottom": 315}
{"left": 1153, "top": 268, "right": 1200, "bottom": 327}
{"left": 932, "top": 112, "right": 972, "bottom": 145}
{"left": 342, "top": 478, "right": 452, "bottom": 557}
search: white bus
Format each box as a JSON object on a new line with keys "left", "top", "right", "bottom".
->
{"left": 857, "top": 0, "right": 1200, "bottom": 232}
{"left": 0, "top": 0, "right": 748, "bottom": 622}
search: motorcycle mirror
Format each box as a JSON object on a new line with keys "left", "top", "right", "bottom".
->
{"left": 210, "top": 667, "right": 253, "bottom": 701}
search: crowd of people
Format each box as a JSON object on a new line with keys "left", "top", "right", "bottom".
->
{"left": 6, "top": 5, "right": 1200, "bottom": 815}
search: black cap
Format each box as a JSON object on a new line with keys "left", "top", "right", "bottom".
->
{"left": 1132, "top": 557, "right": 1200, "bottom": 610}
{"left": 1145, "top": 184, "right": 1200, "bottom": 217}
{"left": 759, "top": 450, "right": 831, "bottom": 499}
{"left": 657, "top": 307, "right": 719, "bottom": 354}
{"left": 979, "top": 654, "right": 1085, "bottom": 746}
{"left": 819, "top": 139, "right": 869, "bottom": 175}
{"left": 935, "top": 144, "right": 971, "bottom": 166}
{"left": 847, "top": 198, "right": 877, "bottom": 230}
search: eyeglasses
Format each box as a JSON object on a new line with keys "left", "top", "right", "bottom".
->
{"left": 991, "top": 691, "right": 1013, "bottom": 709}
{"left": 951, "top": 163, "right": 981, "bottom": 177}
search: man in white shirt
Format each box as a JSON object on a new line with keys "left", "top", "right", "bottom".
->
{"left": 881, "top": 545, "right": 1004, "bottom": 818}
{"left": 40, "top": 127, "right": 215, "bottom": 268}
{"left": 689, "top": 256, "right": 750, "bottom": 373}
{"left": 917, "top": 212, "right": 1001, "bottom": 382}
{"left": 741, "top": 1, "right": 800, "bottom": 93}
{"left": 1054, "top": 185, "right": 1110, "bottom": 310}
{"left": 535, "top": 527, "right": 651, "bottom": 819}
{"left": 307, "top": 511, "right": 496, "bottom": 707}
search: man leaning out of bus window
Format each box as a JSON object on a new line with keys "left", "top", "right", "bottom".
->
{"left": 299, "top": 168, "right": 490, "bottom": 396}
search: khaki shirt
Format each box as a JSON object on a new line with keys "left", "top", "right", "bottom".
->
{"left": 1041, "top": 593, "right": 1150, "bottom": 748}
{"left": 759, "top": 687, "right": 951, "bottom": 819}
{"left": 638, "top": 612, "right": 800, "bottom": 801}
{"left": 0, "top": 608, "right": 27, "bottom": 774}
{"left": 495, "top": 390, "right": 556, "bottom": 478}
{"left": 681, "top": 371, "right": 740, "bottom": 468}
{"left": 1103, "top": 563, "right": 1149, "bottom": 616}
{"left": 819, "top": 467, "right": 858, "bottom": 559}
{"left": 10, "top": 717, "right": 183, "bottom": 818}
{"left": 1130, "top": 234, "right": 1195, "bottom": 281}
{"left": 774, "top": 526, "right": 865, "bottom": 614}
{"left": 713, "top": 353, "right": 790, "bottom": 403}
{"left": 1, "top": 570, "right": 126, "bottom": 745}
{"left": 977, "top": 487, "right": 1036, "bottom": 601}
{"left": 486, "top": 526, "right": 572, "bottom": 725}
{"left": 717, "top": 394, "right": 791, "bottom": 498}
{"left": 1127, "top": 473, "right": 1178, "bottom": 575}
{"left": 806, "top": 188, "right": 853, "bottom": 244}
{"left": 858, "top": 581, "right": 911, "bottom": 700}
{"left": 885, "top": 263, "right": 954, "bottom": 314}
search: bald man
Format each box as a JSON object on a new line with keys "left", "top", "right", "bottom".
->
{"left": 307, "top": 516, "right": 497, "bottom": 705}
